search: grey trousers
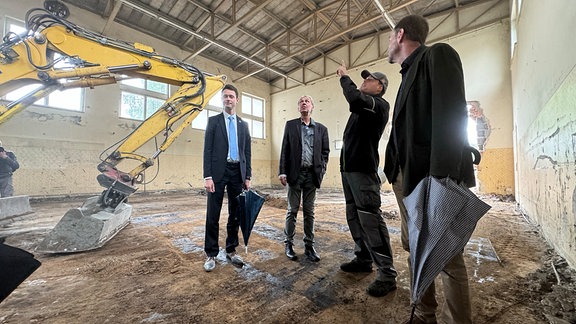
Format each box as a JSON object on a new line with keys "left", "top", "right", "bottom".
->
{"left": 341, "top": 171, "right": 397, "bottom": 283}
{"left": 393, "top": 170, "right": 472, "bottom": 324}
{"left": 0, "top": 175, "right": 14, "bottom": 197}
{"left": 284, "top": 169, "right": 316, "bottom": 247}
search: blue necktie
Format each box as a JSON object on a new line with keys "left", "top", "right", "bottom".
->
{"left": 228, "top": 116, "right": 238, "bottom": 161}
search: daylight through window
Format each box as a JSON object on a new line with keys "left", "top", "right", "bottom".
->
{"left": 120, "top": 78, "right": 169, "bottom": 120}
{"left": 241, "top": 93, "right": 265, "bottom": 139}
{"left": 191, "top": 90, "right": 222, "bottom": 130}
{"left": 2, "top": 18, "right": 84, "bottom": 112}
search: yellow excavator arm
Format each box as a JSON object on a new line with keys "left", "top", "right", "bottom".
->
{"left": 0, "top": 9, "right": 227, "bottom": 253}
{"left": 0, "top": 8, "right": 226, "bottom": 208}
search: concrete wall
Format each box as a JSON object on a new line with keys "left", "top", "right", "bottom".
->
{"left": 511, "top": 0, "right": 576, "bottom": 269}
{"left": 458, "top": 24, "right": 514, "bottom": 195}
{"left": 1, "top": 0, "right": 271, "bottom": 196}
{"left": 270, "top": 21, "right": 514, "bottom": 194}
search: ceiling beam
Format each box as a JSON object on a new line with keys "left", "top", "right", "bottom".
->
{"left": 215, "top": 0, "right": 275, "bottom": 39}
{"left": 101, "top": 0, "right": 122, "bottom": 35}
{"left": 271, "top": 0, "right": 508, "bottom": 92}
{"left": 299, "top": 0, "right": 350, "bottom": 42}
{"left": 117, "top": 0, "right": 303, "bottom": 84}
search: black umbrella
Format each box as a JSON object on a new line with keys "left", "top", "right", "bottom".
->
{"left": 236, "top": 189, "right": 265, "bottom": 253}
{"left": 0, "top": 241, "right": 42, "bottom": 303}
{"left": 403, "top": 176, "right": 491, "bottom": 309}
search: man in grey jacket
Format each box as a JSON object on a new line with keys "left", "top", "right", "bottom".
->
{"left": 336, "top": 64, "right": 397, "bottom": 297}
{"left": 278, "top": 95, "right": 329, "bottom": 262}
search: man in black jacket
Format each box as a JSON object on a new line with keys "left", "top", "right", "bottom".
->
{"left": 0, "top": 140, "right": 19, "bottom": 198}
{"left": 385, "top": 15, "right": 475, "bottom": 324}
{"left": 335, "top": 64, "right": 397, "bottom": 297}
{"left": 278, "top": 95, "right": 329, "bottom": 262}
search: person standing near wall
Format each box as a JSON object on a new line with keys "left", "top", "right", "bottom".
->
{"left": 335, "top": 64, "right": 397, "bottom": 297}
{"left": 0, "top": 140, "right": 19, "bottom": 198}
{"left": 278, "top": 95, "right": 330, "bottom": 262}
{"left": 384, "top": 15, "right": 476, "bottom": 324}
{"left": 203, "top": 84, "right": 252, "bottom": 272}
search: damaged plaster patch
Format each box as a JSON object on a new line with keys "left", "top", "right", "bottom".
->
{"left": 26, "top": 111, "right": 83, "bottom": 125}
{"left": 533, "top": 154, "right": 559, "bottom": 169}
{"left": 118, "top": 122, "right": 139, "bottom": 130}
{"left": 467, "top": 101, "right": 491, "bottom": 151}
{"left": 573, "top": 185, "right": 576, "bottom": 237}
{"left": 529, "top": 126, "right": 561, "bottom": 148}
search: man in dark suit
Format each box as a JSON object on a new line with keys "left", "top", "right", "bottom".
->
{"left": 335, "top": 64, "right": 397, "bottom": 298}
{"left": 384, "top": 15, "right": 476, "bottom": 324}
{"left": 278, "top": 95, "right": 329, "bottom": 262}
{"left": 203, "top": 84, "right": 252, "bottom": 272}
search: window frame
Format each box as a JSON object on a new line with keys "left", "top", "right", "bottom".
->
{"left": 191, "top": 90, "right": 266, "bottom": 139}
{"left": 2, "top": 17, "right": 85, "bottom": 112}
{"left": 240, "top": 92, "right": 265, "bottom": 139}
{"left": 119, "top": 78, "right": 170, "bottom": 121}
{"left": 191, "top": 90, "right": 224, "bottom": 130}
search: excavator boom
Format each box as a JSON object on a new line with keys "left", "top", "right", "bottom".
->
{"left": 0, "top": 8, "right": 226, "bottom": 253}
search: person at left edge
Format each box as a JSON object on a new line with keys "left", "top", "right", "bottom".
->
{"left": 278, "top": 95, "right": 330, "bottom": 262}
{"left": 203, "top": 84, "right": 252, "bottom": 272}
{"left": 0, "top": 140, "right": 19, "bottom": 198}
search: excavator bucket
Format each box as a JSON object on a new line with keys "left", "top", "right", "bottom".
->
{"left": 35, "top": 196, "right": 132, "bottom": 253}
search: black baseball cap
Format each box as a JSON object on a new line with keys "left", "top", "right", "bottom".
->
{"left": 361, "top": 70, "right": 388, "bottom": 95}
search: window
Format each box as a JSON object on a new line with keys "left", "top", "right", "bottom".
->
{"left": 510, "top": 0, "right": 524, "bottom": 59}
{"left": 190, "top": 90, "right": 266, "bottom": 138}
{"left": 120, "top": 78, "right": 169, "bottom": 120}
{"left": 241, "top": 93, "right": 265, "bottom": 139}
{"left": 2, "top": 18, "right": 84, "bottom": 111}
{"left": 208, "top": 90, "right": 223, "bottom": 108}
{"left": 191, "top": 90, "right": 222, "bottom": 130}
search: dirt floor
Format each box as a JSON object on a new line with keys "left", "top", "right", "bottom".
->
{"left": 1, "top": 187, "right": 575, "bottom": 324}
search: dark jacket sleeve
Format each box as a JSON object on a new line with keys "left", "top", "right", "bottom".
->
{"left": 243, "top": 121, "right": 252, "bottom": 180}
{"left": 427, "top": 43, "right": 468, "bottom": 179}
{"left": 203, "top": 117, "right": 216, "bottom": 179}
{"left": 278, "top": 121, "right": 291, "bottom": 176}
{"left": 321, "top": 126, "right": 329, "bottom": 167}
{"left": 339, "top": 76, "right": 381, "bottom": 116}
{"left": 318, "top": 123, "right": 330, "bottom": 186}
{"left": 5, "top": 152, "right": 19, "bottom": 172}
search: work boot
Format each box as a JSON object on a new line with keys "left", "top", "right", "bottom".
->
{"left": 285, "top": 243, "right": 298, "bottom": 261}
{"left": 340, "top": 257, "right": 373, "bottom": 273}
{"left": 304, "top": 246, "right": 320, "bottom": 262}
{"left": 366, "top": 279, "right": 397, "bottom": 297}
